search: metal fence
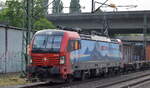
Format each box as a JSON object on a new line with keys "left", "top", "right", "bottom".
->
{"left": 0, "top": 25, "right": 34, "bottom": 73}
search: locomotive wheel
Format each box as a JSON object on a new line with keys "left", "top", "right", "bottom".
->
{"left": 66, "top": 75, "right": 73, "bottom": 83}
{"left": 81, "top": 71, "right": 86, "bottom": 80}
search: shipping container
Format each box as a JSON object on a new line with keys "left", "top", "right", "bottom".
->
{"left": 122, "top": 44, "right": 134, "bottom": 63}
{"left": 146, "top": 45, "right": 150, "bottom": 61}
{"left": 122, "top": 43, "right": 143, "bottom": 64}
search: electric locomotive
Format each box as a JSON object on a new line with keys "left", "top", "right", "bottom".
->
{"left": 27, "top": 28, "right": 123, "bottom": 82}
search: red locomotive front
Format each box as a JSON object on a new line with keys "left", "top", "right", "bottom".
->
{"left": 27, "top": 29, "right": 80, "bottom": 81}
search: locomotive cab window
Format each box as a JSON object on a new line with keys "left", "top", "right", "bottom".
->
{"left": 32, "top": 35, "right": 63, "bottom": 53}
{"left": 68, "top": 39, "right": 81, "bottom": 51}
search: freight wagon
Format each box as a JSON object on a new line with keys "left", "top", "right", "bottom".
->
{"left": 146, "top": 44, "right": 150, "bottom": 61}
{"left": 122, "top": 43, "right": 145, "bottom": 71}
{"left": 27, "top": 29, "right": 150, "bottom": 82}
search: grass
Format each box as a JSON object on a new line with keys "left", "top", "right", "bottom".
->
{"left": 0, "top": 73, "right": 29, "bottom": 86}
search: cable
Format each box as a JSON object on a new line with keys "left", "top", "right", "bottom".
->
{"left": 93, "top": 0, "right": 109, "bottom": 12}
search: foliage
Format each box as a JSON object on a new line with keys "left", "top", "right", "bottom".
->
{"left": 33, "top": 0, "right": 47, "bottom": 19}
{"left": 33, "top": 18, "right": 56, "bottom": 30}
{"left": 0, "top": 0, "right": 24, "bottom": 27}
{"left": 0, "top": 0, "right": 55, "bottom": 30}
{"left": 69, "top": 0, "right": 81, "bottom": 13}
{"left": 32, "top": 0, "right": 56, "bottom": 30}
{"left": 52, "top": 0, "right": 63, "bottom": 14}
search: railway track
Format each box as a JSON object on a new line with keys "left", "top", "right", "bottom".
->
{"left": 95, "top": 71, "right": 150, "bottom": 88}
{"left": 20, "top": 70, "right": 150, "bottom": 88}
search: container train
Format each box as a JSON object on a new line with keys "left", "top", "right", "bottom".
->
{"left": 27, "top": 29, "right": 150, "bottom": 82}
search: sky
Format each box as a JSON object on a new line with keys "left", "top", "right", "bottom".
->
{"left": 0, "top": 0, "right": 150, "bottom": 13}
{"left": 48, "top": 0, "right": 150, "bottom": 13}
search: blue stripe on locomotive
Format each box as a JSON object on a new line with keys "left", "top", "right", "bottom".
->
{"left": 70, "top": 39, "right": 121, "bottom": 63}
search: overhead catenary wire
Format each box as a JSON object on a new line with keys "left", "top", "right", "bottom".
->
{"left": 93, "top": 0, "right": 109, "bottom": 12}
{"left": 94, "top": 1, "right": 137, "bottom": 11}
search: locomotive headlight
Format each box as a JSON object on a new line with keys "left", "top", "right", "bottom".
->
{"left": 60, "top": 56, "right": 65, "bottom": 64}
{"left": 43, "top": 57, "right": 47, "bottom": 61}
{"left": 30, "top": 59, "right": 32, "bottom": 63}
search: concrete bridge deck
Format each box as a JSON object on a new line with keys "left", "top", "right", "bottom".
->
{"left": 47, "top": 11, "right": 150, "bottom": 35}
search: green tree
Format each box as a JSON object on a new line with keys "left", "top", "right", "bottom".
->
{"left": 69, "top": 0, "right": 81, "bottom": 13}
{"left": 33, "top": 18, "right": 56, "bottom": 30}
{"left": 0, "top": 0, "right": 24, "bottom": 27}
{"left": 33, "top": 0, "right": 47, "bottom": 18}
{"left": 52, "top": 0, "right": 63, "bottom": 14}
{"left": 0, "top": 0, "right": 56, "bottom": 30}
{"left": 32, "top": 0, "right": 56, "bottom": 30}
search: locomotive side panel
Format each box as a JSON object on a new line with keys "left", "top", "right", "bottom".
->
{"left": 71, "top": 39, "right": 122, "bottom": 70}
